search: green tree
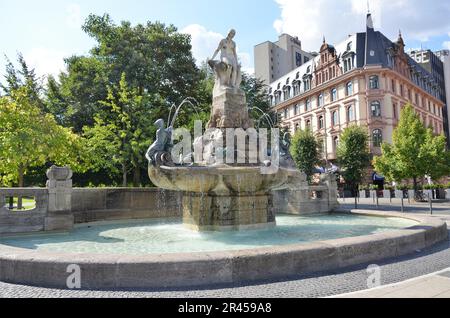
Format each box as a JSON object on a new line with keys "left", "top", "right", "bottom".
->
{"left": 84, "top": 73, "right": 159, "bottom": 187}
{"left": 240, "top": 73, "right": 276, "bottom": 129}
{"left": 374, "top": 104, "right": 450, "bottom": 195}
{"left": 47, "top": 14, "right": 205, "bottom": 133}
{"left": 290, "top": 129, "right": 321, "bottom": 182}
{"left": 337, "top": 125, "right": 371, "bottom": 205}
{"left": 0, "top": 88, "right": 84, "bottom": 188}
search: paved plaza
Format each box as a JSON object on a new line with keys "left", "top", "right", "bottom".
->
{"left": 0, "top": 200, "right": 449, "bottom": 298}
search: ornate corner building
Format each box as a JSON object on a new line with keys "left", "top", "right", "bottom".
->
{"left": 260, "top": 13, "right": 448, "bottom": 184}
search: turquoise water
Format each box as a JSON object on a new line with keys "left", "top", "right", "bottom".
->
{"left": 0, "top": 215, "right": 417, "bottom": 255}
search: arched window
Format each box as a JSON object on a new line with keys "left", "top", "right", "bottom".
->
{"left": 369, "top": 75, "right": 379, "bottom": 89}
{"left": 318, "top": 116, "right": 324, "bottom": 129}
{"left": 305, "top": 98, "right": 311, "bottom": 111}
{"left": 294, "top": 104, "right": 299, "bottom": 116}
{"left": 318, "top": 93, "right": 324, "bottom": 107}
{"left": 346, "top": 81, "right": 353, "bottom": 96}
{"left": 333, "top": 136, "right": 339, "bottom": 152}
{"left": 347, "top": 42, "right": 353, "bottom": 51}
{"left": 347, "top": 105, "right": 354, "bottom": 122}
{"left": 372, "top": 129, "right": 383, "bottom": 147}
{"left": 332, "top": 111, "right": 339, "bottom": 126}
{"left": 295, "top": 123, "right": 300, "bottom": 131}
{"left": 306, "top": 119, "right": 311, "bottom": 129}
{"left": 371, "top": 101, "right": 381, "bottom": 117}
{"left": 331, "top": 88, "right": 337, "bottom": 102}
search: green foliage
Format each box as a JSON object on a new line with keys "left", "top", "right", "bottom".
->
{"left": 336, "top": 125, "right": 371, "bottom": 190}
{"left": 240, "top": 73, "right": 276, "bottom": 129}
{"left": 290, "top": 129, "right": 320, "bottom": 181}
{"left": 374, "top": 104, "right": 450, "bottom": 189}
{"left": 83, "top": 73, "right": 158, "bottom": 187}
{"left": 0, "top": 88, "right": 84, "bottom": 187}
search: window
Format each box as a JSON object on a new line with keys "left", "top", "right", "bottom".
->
{"left": 306, "top": 119, "right": 311, "bottom": 129}
{"left": 318, "top": 94, "right": 324, "bottom": 107}
{"left": 393, "top": 103, "right": 397, "bottom": 119}
{"left": 305, "top": 98, "right": 311, "bottom": 111}
{"left": 296, "top": 52, "right": 302, "bottom": 67}
{"left": 346, "top": 81, "right": 353, "bottom": 96}
{"left": 400, "top": 85, "right": 404, "bottom": 97}
{"left": 284, "top": 108, "right": 288, "bottom": 119}
{"left": 332, "top": 111, "right": 339, "bottom": 126}
{"left": 295, "top": 123, "right": 300, "bottom": 132}
{"left": 318, "top": 116, "right": 324, "bottom": 129}
{"left": 391, "top": 79, "right": 395, "bottom": 93}
{"left": 333, "top": 136, "right": 339, "bottom": 152}
{"left": 371, "top": 101, "right": 381, "bottom": 117}
{"left": 347, "top": 42, "right": 353, "bottom": 51}
{"left": 369, "top": 75, "right": 379, "bottom": 89}
{"left": 347, "top": 106, "right": 354, "bottom": 122}
{"left": 331, "top": 88, "right": 337, "bottom": 102}
{"left": 372, "top": 129, "right": 383, "bottom": 147}
{"left": 294, "top": 104, "right": 299, "bottom": 116}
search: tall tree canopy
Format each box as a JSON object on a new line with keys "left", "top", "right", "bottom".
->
{"left": 373, "top": 104, "right": 450, "bottom": 192}
{"left": 0, "top": 88, "right": 84, "bottom": 187}
{"left": 47, "top": 14, "right": 206, "bottom": 133}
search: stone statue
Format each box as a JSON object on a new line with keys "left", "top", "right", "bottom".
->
{"left": 209, "top": 29, "right": 242, "bottom": 92}
{"left": 206, "top": 29, "right": 252, "bottom": 129}
{"left": 146, "top": 119, "right": 173, "bottom": 166}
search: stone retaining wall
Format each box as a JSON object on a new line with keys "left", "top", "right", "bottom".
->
{"left": 71, "top": 188, "right": 183, "bottom": 223}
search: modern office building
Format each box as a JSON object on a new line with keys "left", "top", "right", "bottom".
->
{"left": 435, "top": 49, "right": 450, "bottom": 139}
{"left": 254, "top": 34, "right": 317, "bottom": 85}
{"left": 409, "top": 49, "right": 449, "bottom": 143}
{"left": 266, "top": 13, "right": 446, "bottom": 184}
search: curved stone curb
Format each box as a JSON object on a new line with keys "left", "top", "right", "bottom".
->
{"left": 0, "top": 211, "right": 447, "bottom": 289}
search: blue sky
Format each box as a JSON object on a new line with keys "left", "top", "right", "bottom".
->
{"left": 1, "top": 0, "right": 449, "bottom": 79}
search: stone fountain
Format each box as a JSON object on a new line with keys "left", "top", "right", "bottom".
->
{"left": 148, "top": 30, "right": 302, "bottom": 231}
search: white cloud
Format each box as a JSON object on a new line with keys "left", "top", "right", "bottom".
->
{"left": 273, "top": 0, "right": 450, "bottom": 51}
{"left": 182, "top": 24, "right": 254, "bottom": 75}
{"left": 24, "top": 48, "right": 67, "bottom": 79}
{"left": 66, "top": 3, "right": 82, "bottom": 29}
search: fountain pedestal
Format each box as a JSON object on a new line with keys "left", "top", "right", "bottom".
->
{"left": 207, "top": 88, "right": 253, "bottom": 129}
{"left": 183, "top": 192, "right": 274, "bottom": 231}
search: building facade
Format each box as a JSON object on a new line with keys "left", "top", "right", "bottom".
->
{"left": 435, "top": 49, "right": 450, "bottom": 139}
{"left": 254, "top": 34, "right": 317, "bottom": 85}
{"left": 408, "top": 49, "right": 449, "bottom": 143}
{"left": 266, "top": 14, "right": 446, "bottom": 183}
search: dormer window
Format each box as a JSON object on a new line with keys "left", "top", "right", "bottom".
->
{"left": 347, "top": 42, "right": 352, "bottom": 51}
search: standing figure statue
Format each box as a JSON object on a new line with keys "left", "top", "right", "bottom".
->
{"left": 146, "top": 119, "right": 174, "bottom": 166}
{"left": 209, "top": 29, "right": 242, "bottom": 90}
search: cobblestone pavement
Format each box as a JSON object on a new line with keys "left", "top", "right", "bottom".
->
{"left": 1, "top": 204, "right": 449, "bottom": 298}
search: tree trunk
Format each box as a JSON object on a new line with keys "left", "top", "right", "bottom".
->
{"left": 354, "top": 184, "right": 358, "bottom": 209}
{"left": 133, "top": 167, "right": 141, "bottom": 188}
{"left": 17, "top": 166, "right": 24, "bottom": 210}
{"left": 122, "top": 164, "right": 128, "bottom": 188}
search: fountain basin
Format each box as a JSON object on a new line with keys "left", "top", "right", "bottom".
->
{"left": 149, "top": 165, "right": 292, "bottom": 231}
{"left": 0, "top": 211, "right": 447, "bottom": 289}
